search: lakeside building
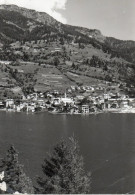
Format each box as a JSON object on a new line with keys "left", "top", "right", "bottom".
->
{"left": 70, "top": 105, "right": 79, "bottom": 114}
{"left": 60, "top": 93, "right": 74, "bottom": 106}
{"left": 6, "top": 99, "right": 14, "bottom": 108}
{"left": 51, "top": 98, "right": 61, "bottom": 106}
{"left": 0, "top": 101, "right": 5, "bottom": 109}
{"left": 120, "top": 100, "right": 130, "bottom": 109}
{"left": 81, "top": 105, "right": 89, "bottom": 114}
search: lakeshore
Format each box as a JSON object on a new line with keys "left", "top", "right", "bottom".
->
{"left": 1, "top": 106, "right": 135, "bottom": 115}
{"left": 49, "top": 108, "right": 135, "bottom": 115}
{"left": 0, "top": 83, "right": 135, "bottom": 116}
{"left": 1, "top": 98, "right": 135, "bottom": 115}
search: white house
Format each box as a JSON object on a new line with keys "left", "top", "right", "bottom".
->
{"left": 5, "top": 99, "right": 14, "bottom": 108}
{"left": 81, "top": 105, "right": 89, "bottom": 114}
{"left": 51, "top": 98, "right": 61, "bottom": 106}
{"left": 60, "top": 93, "right": 74, "bottom": 106}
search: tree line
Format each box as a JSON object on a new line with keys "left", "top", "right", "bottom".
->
{"left": 0, "top": 137, "right": 91, "bottom": 194}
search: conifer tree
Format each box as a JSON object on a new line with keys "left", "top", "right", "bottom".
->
{"left": 0, "top": 145, "right": 34, "bottom": 194}
{"left": 36, "top": 137, "right": 91, "bottom": 194}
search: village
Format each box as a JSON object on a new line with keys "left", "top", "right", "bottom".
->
{"left": 0, "top": 83, "right": 135, "bottom": 115}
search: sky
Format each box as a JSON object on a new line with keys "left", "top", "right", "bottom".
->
{"left": 0, "top": 0, "right": 135, "bottom": 41}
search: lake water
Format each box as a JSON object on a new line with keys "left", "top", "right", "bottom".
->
{"left": 0, "top": 111, "right": 135, "bottom": 193}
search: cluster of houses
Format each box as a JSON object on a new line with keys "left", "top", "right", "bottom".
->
{"left": 48, "top": 91, "right": 134, "bottom": 114}
{"left": 0, "top": 84, "right": 135, "bottom": 114}
{"left": 0, "top": 93, "right": 46, "bottom": 113}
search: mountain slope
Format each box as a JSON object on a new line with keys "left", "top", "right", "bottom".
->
{"left": 0, "top": 4, "right": 134, "bottom": 64}
{"left": 0, "top": 4, "right": 107, "bottom": 43}
{"left": 106, "top": 37, "right": 135, "bottom": 63}
{"left": 0, "top": 4, "right": 58, "bottom": 26}
{"left": 0, "top": 4, "right": 135, "bottom": 93}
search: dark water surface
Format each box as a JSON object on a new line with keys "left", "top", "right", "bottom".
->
{"left": 0, "top": 111, "right": 135, "bottom": 193}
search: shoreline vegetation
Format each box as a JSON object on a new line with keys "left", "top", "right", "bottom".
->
{"left": 49, "top": 108, "right": 135, "bottom": 115}
{"left": 0, "top": 138, "right": 91, "bottom": 194}
{"left": 1, "top": 107, "right": 135, "bottom": 115}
